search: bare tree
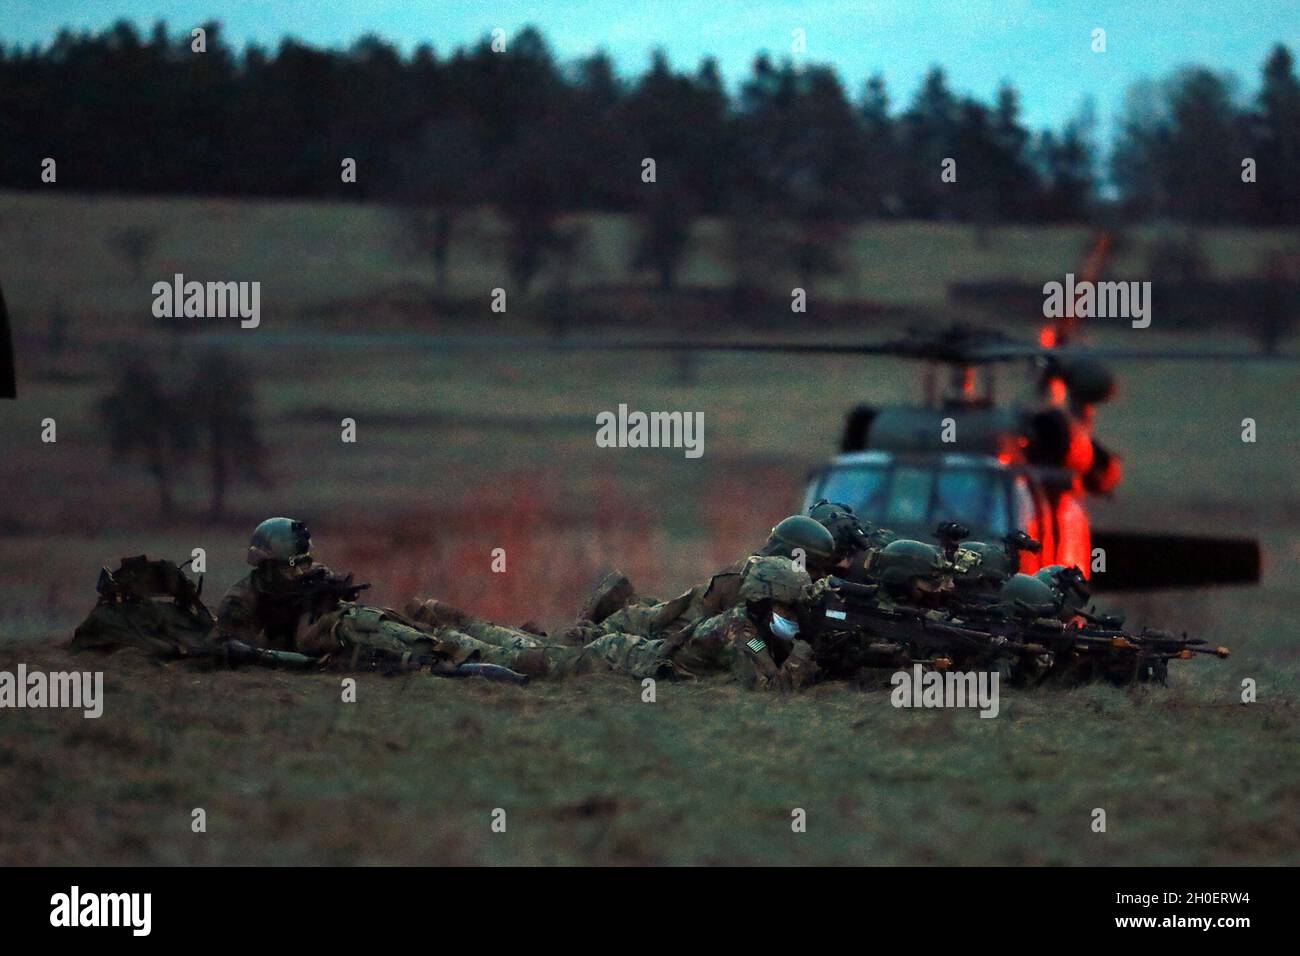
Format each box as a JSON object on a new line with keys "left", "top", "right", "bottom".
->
{"left": 497, "top": 128, "right": 572, "bottom": 295}
{"left": 631, "top": 186, "right": 696, "bottom": 292}
{"left": 724, "top": 205, "right": 782, "bottom": 319}
{"left": 186, "top": 351, "right": 267, "bottom": 521}
{"left": 99, "top": 360, "right": 193, "bottom": 517}
{"left": 108, "top": 226, "right": 160, "bottom": 279}
{"left": 786, "top": 218, "right": 846, "bottom": 297}
{"left": 389, "top": 121, "right": 486, "bottom": 291}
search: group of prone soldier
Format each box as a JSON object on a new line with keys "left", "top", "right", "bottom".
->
{"left": 115, "top": 504, "right": 1222, "bottom": 691}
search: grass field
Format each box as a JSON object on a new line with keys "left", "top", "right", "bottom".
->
{"left": 2, "top": 643, "right": 1295, "bottom": 866}
{"left": 1, "top": 192, "right": 1298, "bottom": 865}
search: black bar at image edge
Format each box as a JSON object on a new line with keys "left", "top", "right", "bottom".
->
{"left": 0, "top": 866, "right": 1284, "bottom": 942}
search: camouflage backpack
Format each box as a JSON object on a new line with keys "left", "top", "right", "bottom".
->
{"left": 70, "top": 555, "right": 217, "bottom": 659}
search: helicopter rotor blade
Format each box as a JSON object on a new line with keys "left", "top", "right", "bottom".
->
{"left": 192, "top": 331, "right": 938, "bottom": 357}
{"left": 191, "top": 329, "right": 1300, "bottom": 364}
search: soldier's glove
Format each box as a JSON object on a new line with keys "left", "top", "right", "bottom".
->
{"left": 779, "top": 640, "right": 819, "bottom": 690}
{"left": 787, "top": 639, "right": 816, "bottom": 663}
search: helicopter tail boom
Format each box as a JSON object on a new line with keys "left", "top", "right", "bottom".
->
{"left": 1089, "top": 530, "right": 1261, "bottom": 591}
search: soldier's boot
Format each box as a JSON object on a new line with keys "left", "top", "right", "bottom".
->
{"left": 577, "top": 571, "right": 637, "bottom": 625}
{"left": 406, "top": 597, "right": 471, "bottom": 629}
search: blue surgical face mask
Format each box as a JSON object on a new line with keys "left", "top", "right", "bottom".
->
{"left": 769, "top": 611, "right": 800, "bottom": 640}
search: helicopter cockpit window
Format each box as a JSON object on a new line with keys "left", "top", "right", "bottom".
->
{"left": 885, "top": 466, "right": 934, "bottom": 527}
{"left": 816, "top": 465, "right": 889, "bottom": 517}
{"left": 933, "top": 468, "right": 1010, "bottom": 535}
{"left": 986, "top": 477, "right": 1010, "bottom": 534}
{"left": 814, "top": 461, "right": 1011, "bottom": 537}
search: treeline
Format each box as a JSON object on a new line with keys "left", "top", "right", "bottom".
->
{"left": 1, "top": 20, "right": 1298, "bottom": 227}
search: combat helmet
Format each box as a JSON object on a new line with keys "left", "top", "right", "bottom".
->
{"left": 246, "top": 517, "right": 313, "bottom": 567}
{"left": 998, "top": 572, "right": 1060, "bottom": 617}
{"left": 807, "top": 499, "right": 870, "bottom": 559}
{"left": 872, "top": 539, "right": 944, "bottom": 594}
{"left": 761, "top": 515, "right": 836, "bottom": 569}
{"left": 1035, "top": 564, "right": 1090, "bottom": 612}
{"left": 738, "top": 556, "right": 813, "bottom": 605}
{"left": 953, "top": 541, "right": 1009, "bottom": 588}
{"left": 1034, "top": 564, "right": 1068, "bottom": 584}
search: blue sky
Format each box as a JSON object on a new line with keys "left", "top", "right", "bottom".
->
{"left": 6, "top": 0, "right": 1298, "bottom": 143}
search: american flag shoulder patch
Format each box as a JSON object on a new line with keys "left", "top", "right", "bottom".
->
{"left": 746, "top": 636, "right": 767, "bottom": 654}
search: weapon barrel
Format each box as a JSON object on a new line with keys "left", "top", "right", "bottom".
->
{"left": 221, "top": 639, "right": 319, "bottom": 670}
{"left": 435, "top": 661, "right": 530, "bottom": 685}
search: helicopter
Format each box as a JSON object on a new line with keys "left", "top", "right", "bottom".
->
{"left": 792, "top": 232, "right": 1277, "bottom": 590}
{"left": 792, "top": 321, "right": 1261, "bottom": 590}
{"left": 530, "top": 312, "right": 1276, "bottom": 591}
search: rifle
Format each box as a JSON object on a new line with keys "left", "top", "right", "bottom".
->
{"left": 432, "top": 660, "right": 531, "bottom": 686}
{"left": 810, "top": 578, "right": 996, "bottom": 674}
{"left": 220, "top": 637, "right": 529, "bottom": 683}
{"left": 294, "top": 568, "right": 372, "bottom": 622}
{"left": 339, "top": 639, "right": 531, "bottom": 684}
{"left": 220, "top": 639, "right": 319, "bottom": 670}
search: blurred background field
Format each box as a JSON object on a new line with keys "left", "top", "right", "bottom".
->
{"left": 0, "top": 189, "right": 1298, "bottom": 864}
{"left": 3, "top": 190, "right": 1298, "bottom": 316}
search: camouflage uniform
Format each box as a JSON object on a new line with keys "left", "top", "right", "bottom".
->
{"left": 215, "top": 565, "right": 344, "bottom": 651}
{"left": 556, "top": 556, "right": 820, "bottom": 690}
{"left": 217, "top": 517, "right": 552, "bottom": 676}
{"left": 595, "top": 559, "right": 746, "bottom": 641}
{"left": 550, "top": 608, "right": 817, "bottom": 689}
{"left": 298, "top": 603, "right": 551, "bottom": 675}
{"left": 583, "top": 515, "right": 835, "bottom": 641}
{"left": 403, "top": 597, "right": 554, "bottom": 675}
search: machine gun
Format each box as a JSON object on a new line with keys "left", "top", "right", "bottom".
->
{"left": 939, "top": 594, "right": 1230, "bottom": 684}
{"left": 810, "top": 577, "right": 1229, "bottom": 685}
